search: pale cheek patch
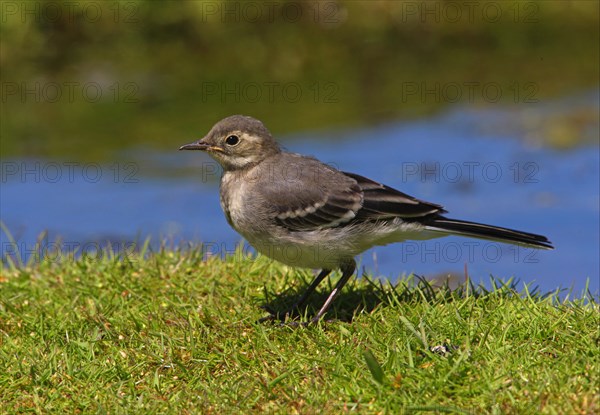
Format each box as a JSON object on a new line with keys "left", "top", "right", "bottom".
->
{"left": 219, "top": 157, "right": 256, "bottom": 171}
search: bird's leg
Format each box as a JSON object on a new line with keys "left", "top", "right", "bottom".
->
{"left": 259, "top": 268, "right": 331, "bottom": 322}
{"left": 309, "top": 260, "right": 356, "bottom": 324}
{"left": 287, "top": 268, "right": 332, "bottom": 316}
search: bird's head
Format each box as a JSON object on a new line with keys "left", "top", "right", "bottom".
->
{"left": 179, "top": 115, "right": 281, "bottom": 171}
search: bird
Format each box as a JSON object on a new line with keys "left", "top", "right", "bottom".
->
{"left": 179, "top": 115, "right": 553, "bottom": 324}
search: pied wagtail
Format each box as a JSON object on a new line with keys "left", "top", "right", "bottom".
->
{"left": 180, "top": 115, "right": 553, "bottom": 324}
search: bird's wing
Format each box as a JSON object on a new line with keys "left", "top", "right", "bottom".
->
{"left": 256, "top": 155, "right": 363, "bottom": 231}
{"left": 255, "top": 154, "right": 446, "bottom": 231}
{"left": 342, "top": 172, "right": 446, "bottom": 220}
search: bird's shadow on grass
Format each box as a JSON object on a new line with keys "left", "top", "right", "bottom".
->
{"left": 258, "top": 272, "right": 557, "bottom": 323}
{"left": 258, "top": 272, "right": 470, "bottom": 323}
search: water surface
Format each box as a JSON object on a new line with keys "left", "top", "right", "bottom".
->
{"left": 2, "top": 94, "right": 598, "bottom": 296}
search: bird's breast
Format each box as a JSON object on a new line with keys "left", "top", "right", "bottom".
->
{"left": 220, "top": 173, "right": 245, "bottom": 227}
{"left": 220, "top": 170, "right": 270, "bottom": 237}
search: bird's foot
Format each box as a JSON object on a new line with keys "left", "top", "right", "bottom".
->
{"left": 275, "top": 317, "right": 338, "bottom": 328}
{"left": 258, "top": 305, "right": 297, "bottom": 323}
{"left": 258, "top": 303, "right": 322, "bottom": 324}
{"left": 258, "top": 306, "right": 336, "bottom": 327}
{"left": 258, "top": 318, "right": 314, "bottom": 328}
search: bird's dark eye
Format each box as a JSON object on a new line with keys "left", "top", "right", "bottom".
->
{"left": 225, "top": 135, "right": 239, "bottom": 146}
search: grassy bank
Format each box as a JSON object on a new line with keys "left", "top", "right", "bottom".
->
{"left": 0, "top": 246, "right": 597, "bottom": 414}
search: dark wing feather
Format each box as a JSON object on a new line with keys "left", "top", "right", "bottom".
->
{"left": 274, "top": 184, "right": 362, "bottom": 230}
{"left": 343, "top": 172, "right": 446, "bottom": 220}
{"left": 255, "top": 154, "right": 447, "bottom": 231}
{"left": 256, "top": 154, "right": 363, "bottom": 231}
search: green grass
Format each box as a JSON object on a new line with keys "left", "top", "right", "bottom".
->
{"left": 1, "top": 245, "right": 598, "bottom": 414}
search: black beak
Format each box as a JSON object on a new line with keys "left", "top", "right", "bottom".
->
{"left": 179, "top": 140, "right": 209, "bottom": 151}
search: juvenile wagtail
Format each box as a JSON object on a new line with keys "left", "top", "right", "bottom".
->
{"left": 180, "top": 115, "right": 553, "bottom": 324}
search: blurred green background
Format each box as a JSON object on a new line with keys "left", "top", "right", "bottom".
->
{"left": 1, "top": 0, "right": 598, "bottom": 161}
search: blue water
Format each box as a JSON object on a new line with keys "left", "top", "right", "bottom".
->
{"left": 2, "top": 94, "right": 598, "bottom": 296}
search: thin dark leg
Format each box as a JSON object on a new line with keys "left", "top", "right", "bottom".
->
{"left": 259, "top": 269, "right": 331, "bottom": 322}
{"left": 309, "top": 260, "right": 356, "bottom": 324}
{"left": 288, "top": 268, "right": 332, "bottom": 312}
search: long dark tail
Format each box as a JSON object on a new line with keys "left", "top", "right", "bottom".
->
{"left": 425, "top": 217, "right": 554, "bottom": 250}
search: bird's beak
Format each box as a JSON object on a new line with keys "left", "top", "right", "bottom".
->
{"left": 179, "top": 139, "right": 224, "bottom": 153}
{"left": 179, "top": 139, "right": 210, "bottom": 151}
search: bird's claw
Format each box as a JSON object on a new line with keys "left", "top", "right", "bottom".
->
{"left": 258, "top": 304, "right": 300, "bottom": 323}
